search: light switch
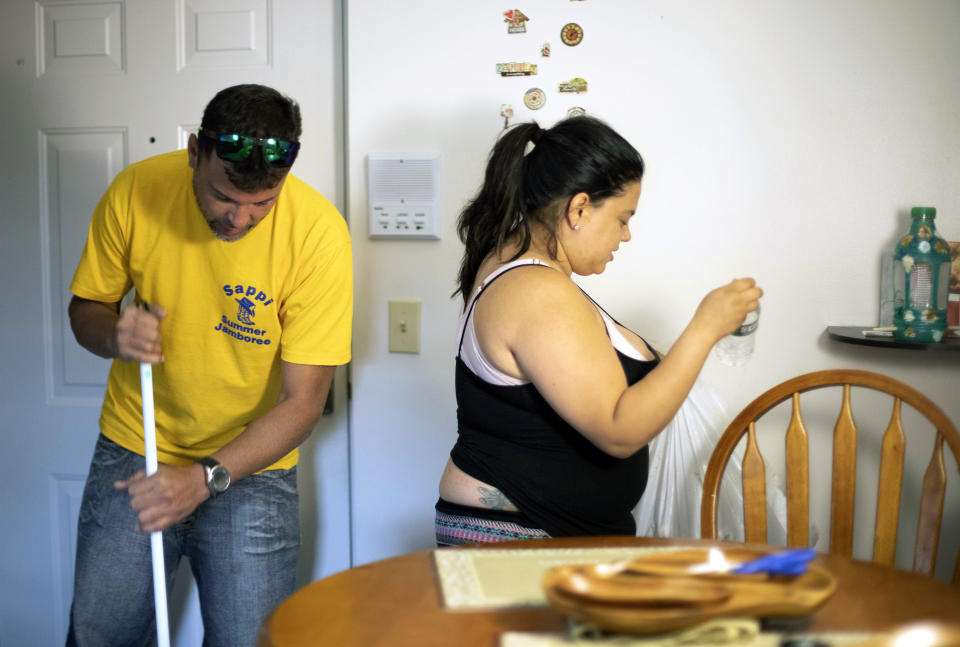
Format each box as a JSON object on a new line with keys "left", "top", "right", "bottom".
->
{"left": 388, "top": 300, "right": 420, "bottom": 353}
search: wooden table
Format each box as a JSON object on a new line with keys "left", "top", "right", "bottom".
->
{"left": 259, "top": 537, "right": 960, "bottom": 646}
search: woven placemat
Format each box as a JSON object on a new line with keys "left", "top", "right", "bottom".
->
{"left": 434, "top": 546, "right": 682, "bottom": 609}
{"left": 500, "top": 621, "right": 876, "bottom": 646}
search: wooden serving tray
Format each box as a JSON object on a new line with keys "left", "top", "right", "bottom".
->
{"left": 542, "top": 548, "right": 836, "bottom": 634}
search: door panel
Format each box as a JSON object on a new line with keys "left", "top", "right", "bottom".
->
{"left": 0, "top": 1, "right": 347, "bottom": 644}
{"left": 41, "top": 128, "right": 125, "bottom": 400}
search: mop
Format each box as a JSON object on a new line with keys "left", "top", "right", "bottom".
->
{"left": 140, "top": 361, "right": 171, "bottom": 647}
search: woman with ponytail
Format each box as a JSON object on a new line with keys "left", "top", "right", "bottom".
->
{"left": 436, "top": 116, "right": 761, "bottom": 544}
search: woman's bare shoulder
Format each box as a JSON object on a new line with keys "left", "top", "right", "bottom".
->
{"left": 473, "top": 261, "right": 605, "bottom": 380}
{"left": 481, "top": 261, "right": 581, "bottom": 309}
{"left": 476, "top": 263, "right": 599, "bottom": 343}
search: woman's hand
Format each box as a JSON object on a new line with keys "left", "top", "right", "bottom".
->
{"left": 691, "top": 278, "right": 763, "bottom": 344}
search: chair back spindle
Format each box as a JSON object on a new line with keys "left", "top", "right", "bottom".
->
{"left": 785, "top": 392, "right": 810, "bottom": 548}
{"left": 873, "top": 398, "right": 905, "bottom": 566}
{"left": 913, "top": 434, "right": 946, "bottom": 575}
{"left": 830, "top": 384, "right": 858, "bottom": 557}
{"left": 742, "top": 422, "right": 767, "bottom": 543}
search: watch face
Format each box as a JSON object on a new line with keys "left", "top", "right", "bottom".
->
{"left": 211, "top": 466, "right": 230, "bottom": 492}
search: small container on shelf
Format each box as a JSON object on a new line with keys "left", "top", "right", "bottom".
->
{"left": 893, "top": 207, "right": 951, "bottom": 343}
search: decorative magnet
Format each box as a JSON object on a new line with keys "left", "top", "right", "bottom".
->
{"left": 500, "top": 104, "right": 515, "bottom": 129}
{"left": 524, "top": 88, "right": 546, "bottom": 110}
{"left": 497, "top": 62, "right": 538, "bottom": 76}
{"left": 560, "top": 22, "right": 584, "bottom": 46}
{"left": 566, "top": 106, "right": 586, "bottom": 118}
{"left": 504, "top": 9, "right": 530, "bottom": 33}
{"left": 541, "top": 42, "right": 551, "bottom": 57}
{"left": 558, "top": 77, "right": 588, "bottom": 93}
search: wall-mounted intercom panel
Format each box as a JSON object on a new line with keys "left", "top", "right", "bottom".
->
{"left": 367, "top": 153, "right": 441, "bottom": 240}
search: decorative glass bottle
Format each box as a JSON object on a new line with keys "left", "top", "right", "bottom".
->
{"left": 892, "top": 207, "right": 951, "bottom": 342}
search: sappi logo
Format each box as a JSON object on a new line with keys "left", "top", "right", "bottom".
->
{"left": 235, "top": 297, "right": 256, "bottom": 324}
{"left": 214, "top": 283, "right": 274, "bottom": 346}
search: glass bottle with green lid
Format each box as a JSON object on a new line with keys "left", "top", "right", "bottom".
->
{"left": 892, "top": 206, "right": 951, "bottom": 342}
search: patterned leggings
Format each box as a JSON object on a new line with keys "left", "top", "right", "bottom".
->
{"left": 435, "top": 498, "right": 550, "bottom": 547}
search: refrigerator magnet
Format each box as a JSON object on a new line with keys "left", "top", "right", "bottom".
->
{"left": 567, "top": 107, "right": 586, "bottom": 118}
{"left": 501, "top": 104, "right": 515, "bottom": 129}
{"left": 504, "top": 9, "right": 530, "bottom": 34}
{"left": 541, "top": 42, "right": 551, "bottom": 57}
{"left": 497, "top": 62, "right": 538, "bottom": 76}
{"left": 558, "top": 77, "right": 588, "bottom": 93}
{"left": 524, "top": 88, "right": 546, "bottom": 110}
{"left": 560, "top": 22, "right": 583, "bottom": 46}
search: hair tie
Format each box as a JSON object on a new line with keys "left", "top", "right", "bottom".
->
{"left": 524, "top": 125, "right": 544, "bottom": 156}
{"left": 531, "top": 126, "right": 544, "bottom": 144}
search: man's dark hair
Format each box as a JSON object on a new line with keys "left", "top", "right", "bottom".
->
{"left": 198, "top": 84, "right": 302, "bottom": 191}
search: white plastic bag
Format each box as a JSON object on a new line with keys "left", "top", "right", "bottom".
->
{"left": 633, "top": 378, "right": 791, "bottom": 543}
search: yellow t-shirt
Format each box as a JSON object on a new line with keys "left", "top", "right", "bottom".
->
{"left": 70, "top": 150, "right": 352, "bottom": 469}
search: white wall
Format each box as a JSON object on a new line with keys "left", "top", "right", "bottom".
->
{"left": 345, "top": 0, "right": 960, "bottom": 578}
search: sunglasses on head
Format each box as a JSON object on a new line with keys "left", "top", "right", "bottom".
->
{"left": 199, "top": 128, "right": 300, "bottom": 167}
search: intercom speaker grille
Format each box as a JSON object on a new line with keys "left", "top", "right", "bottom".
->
{"left": 369, "top": 158, "right": 435, "bottom": 202}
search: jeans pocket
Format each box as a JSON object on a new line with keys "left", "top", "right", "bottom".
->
{"left": 78, "top": 435, "right": 140, "bottom": 527}
{"left": 243, "top": 468, "right": 300, "bottom": 555}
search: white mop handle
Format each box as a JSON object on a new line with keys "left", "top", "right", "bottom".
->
{"left": 140, "top": 361, "right": 171, "bottom": 647}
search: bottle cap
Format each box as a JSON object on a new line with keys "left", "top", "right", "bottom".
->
{"left": 910, "top": 206, "right": 936, "bottom": 218}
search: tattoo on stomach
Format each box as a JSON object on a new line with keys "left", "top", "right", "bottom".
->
{"left": 478, "top": 486, "right": 517, "bottom": 511}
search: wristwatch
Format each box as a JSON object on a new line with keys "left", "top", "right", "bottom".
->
{"left": 198, "top": 457, "right": 231, "bottom": 498}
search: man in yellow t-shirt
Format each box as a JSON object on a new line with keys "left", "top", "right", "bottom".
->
{"left": 66, "top": 84, "right": 352, "bottom": 647}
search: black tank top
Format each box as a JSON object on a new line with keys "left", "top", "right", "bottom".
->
{"left": 449, "top": 264, "right": 660, "bottom": 537}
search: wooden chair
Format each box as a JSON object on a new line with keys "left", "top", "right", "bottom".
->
{"left": 700, "top": 369, "right": 960, "bottom": 584}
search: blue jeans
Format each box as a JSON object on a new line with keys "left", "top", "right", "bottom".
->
{"left": 66, "top": 434, "right": 300, "bottom": 647}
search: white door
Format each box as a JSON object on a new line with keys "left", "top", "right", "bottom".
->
{"left": 0, "top": 1, "right": 348, "bottom": 644}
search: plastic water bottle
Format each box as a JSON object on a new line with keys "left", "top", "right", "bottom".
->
{"left": 713, "top": 305, "right": 760, "bottom": 367}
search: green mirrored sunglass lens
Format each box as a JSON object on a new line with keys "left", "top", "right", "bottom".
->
{"left": 264, "top": 142, "right": 295, "bottom": 163}
{"left": 217, "top": 137, "right": 253, "bottom": 161}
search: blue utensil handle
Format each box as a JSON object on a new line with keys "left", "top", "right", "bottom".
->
{"left": 732, "top": 549, "right": 817, "bottom": 575}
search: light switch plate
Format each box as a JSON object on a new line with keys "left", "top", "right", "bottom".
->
{"left": 388, "top": 300, "right": 420, "bottom": 353}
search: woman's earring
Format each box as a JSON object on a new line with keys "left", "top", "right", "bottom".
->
{"left": 573, "top": 225, "right": 581, "bottom": 231}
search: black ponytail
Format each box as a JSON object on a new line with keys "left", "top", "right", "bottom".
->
{"left": 454, "top": 122, "right": 539, "bottom": 302}
{"left": 454, "top": 116, "right": 644, "bottom": 303}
